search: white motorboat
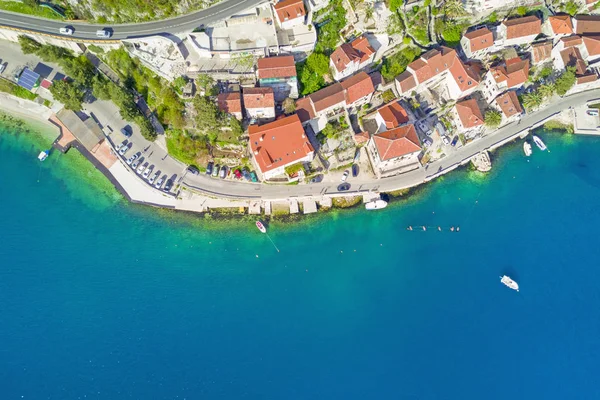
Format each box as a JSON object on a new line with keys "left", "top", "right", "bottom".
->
{"left": 38, "top": 150, "right": 49, "bottom": 161}
{"left": 500, "top": 275, "right": 519, "bottom": 292}
{"left": 365, "top": 199, "right": 388, "bottom": 210}
{"left": 532, "top": 135, "right": 547, "bottom": 151}
{"left": 523, "top": 142, "right": 532, "bottom": 156}
{"left": 256, "top": 221, "right": 266, "bottom": 233}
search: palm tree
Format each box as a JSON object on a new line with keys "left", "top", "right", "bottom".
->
{"left": 538, "top": 83, "right": 556, "bottom": 99}
{"left": 522, "top": 91, "right": 543, "bottom": 111}
{"left": 484, "top": 110, "right": 502, "bottom": 128}
{"left": 442, "top": 0, "right": 468, "bottom": 18}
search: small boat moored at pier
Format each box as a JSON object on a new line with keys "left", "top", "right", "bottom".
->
{"left": 365, "top": 199, "right": 388, "bottom": 210}
{"left": 38, "top": 150, "right": 49, "bottom": 161}
{"left": 500, "top": 275, "right": 519, "bottom": 292}
{"left": 523, "top": 142, "right": 532, "bottom": 156}
{"left": 256, "top": 221, "right": 266, "bottom": 233}
{"left": 532, "top": 135, "right": 547, "bottom": 151}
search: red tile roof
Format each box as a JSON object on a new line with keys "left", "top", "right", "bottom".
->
{"left": 249, "top": 114, "right": 314, "bottom": 174}
{"left": 243, "top": 87, "right": 275, "bottom": 109}
{"left": 495, "top": 91, "right": 523, "bottom": 118}
{"left": 560, "top": 47, "right": 587, "bottom": 75}
{"left": 395, "top": 70, "right": 417, "bottom": 93}
{"left": 574, "top": 15, "right": 600, "bottom": 34}
{"left": 502, "top": 16, "right": 541, "bottom": 39}
{"left": 561, "top": 34, "right": 583, "bottom": 47}
{"left": 217, "top": 92, "right": 242, "bottom": 114}
{"left": 274, "top": 0, "right": 306, "bottom": 22}
{"left": 406, "top": 46, "right": 456, "bottom": 84}
{"left": 377, "top": 101, "right": 409, "bottom": 129}
{"left": 449, "top": 59, "right": 481, "bottom": 92}
{"left": 549, "top": 15, "right": 574, "bottom": 35}
{"left": 341, "top": 71, "right": 375, "bottom": 104}
{"left": 295, "top": 97, "right": 315, "bottom": 122}
{"left": 40, "top": 79, "right": 52, "bottom": 89}
{"left": 491, "top": 58, "right": 529, "bottom": 88}
{"left": 308, "top": 83, "right": 346, "bottom": 112}
{"left": 455, "top": 99, "right": 484, "bottom": 129}
{"left": 372, "top": 124, "right": 421, "bottom": 160}
{"left": 583, "top": 35, "right": 600, "bottom": 57}
{"left": 330, "top": 36, "right": 375, "bottom": 72}
{"left": 257, "top": 56, "right": 297, "bottom": 79}
{"left": 353, "top": 131, "right": 370, "bottom": 145}
{"left": 463, "top": 28, "right": 494, "bottom": 52}
{"left": 577, "top": 73, "right": 598, "bottom": 84}
{"left": 531, "top": 41, "right": 552, "bottom": 63}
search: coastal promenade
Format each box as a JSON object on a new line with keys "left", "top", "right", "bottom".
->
{"left": 181, "top": 89, "right": 600, "bottom": 201}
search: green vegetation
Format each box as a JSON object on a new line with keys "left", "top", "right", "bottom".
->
{"left": 283, "top": 97, "right": 296, "bottom": 114}
{"left": 543, "top": 120, "right": 574, "bottom": 134}
{"left": 484, "top": 110, "right": 502, "bottom": 128}
{"left": 315, "top": 0, "right": 347, "bottom": 53}
{"left": 522, "top": 91, "right": 543, "bottom": 111}
{"left": 0, "top": 78, "right": 37, "bottom": 101}
{"left": 442, "top": 0, "right": 468, "bottom": 18}
{"left": 87, "top": 45, "right": 104, "bottom": 54}
{"left": 317, "top": 120, "right": 348, "bottom": 144}
{"left": 193, "top": 96, "right": 242, "bottom": 145}
{"left": 49, "top": 80, "right": 84, "bottom": 111}
{"left": 381, "top": 89, "right": 396, "bottom": 103}
{"left": 165, "top": 129, "right": 209, "bottom": 165}
{"left": 555, "top": 67, "right": 576, "bottom": 96}
{"left": 561, "top": 0, "right": 579, "bottom": 16}
{"left": 539, "top": 66, "right": 554, "bottom": 79}
{"left": 381, "top": 47, "right": 419, "bottom": 82}
{"left": 284, "top": 163, "right": 305, "bottom": 176}
{"left": 436, "top": 20, "right": 468, "bottom": 48}
{"left": 405, "top": 7, "right": 430, "bottom": 44}
{"left": 196, "top": 73, "right": 217, "bottom": 96}
{"left": 538, "top": 83, "right": 556, "bottom": 99}
{"left": 516, "top": 6, "right": 528, "bottom": 16}
{"left": 298, "top": 52, "right": 331, "bottom": 95}
{"left": 0, "top": 0, "right": 63, "bottom": 20}
{"left": 487, "top": 11, "right": 498, "bottom": 23}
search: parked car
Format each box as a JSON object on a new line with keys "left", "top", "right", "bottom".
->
{"left": 352, "top": 164, "right": 359, "bottom": 177}
{"left": 219, "top": 165, "right": 228, "bottom": 179}
{"left": 115, "top": 140, "right": 127, "bottom": 151}
{"left": 0, "top": 62, "right": 6, "bottom": 74}
{"left": 120, "top": 127, "right": 132, "bottom": 137}
{"left": 143, "top": 165, "right": 153, "bottom": 179}
{"left": 212, "top": 164, "right": 220, "bottom": 177}
{"left": 186, "top": 165, "right": 199, "bottom": 175}
{"left": 233, "top": 169, "right": 242, "bottom": 179}
{"left": 587, "top": 109, "right": 599, "bottom": 116}
{"left": 337, "top": 183, "right": 351, "bottom": 191}
{"left": 250, "top": 171, "right": 258, "bottom": 182}
{"left": 206, "top": 162, "right": 214, "bottom": 176}
{"left": 422, "top": 137, "right": 433, "bottom": 147}
{"left": 442, "top": 136, "right": 450, "bottom": 145}
{"left": 155, "top": 175, "right": 165, "bottom": 189}
{"left": 451, "top": 136, "right": 459, "bottom": 147}
{"left": 310, "top": 174, "right": 323, "bottom": 183}
{"left": 126, "top": 152, "right": 140, "bottom": 165}
{"left": 149, "top": 171, "right": 160, "bottom": 184}
{"left": 137, "top": 162, "right": 148, "bottom": 174}
{"left": 119, "top": 143, "right": 130, "bottom": 155}
{"left": 96, "top": 29, "right": 112, "bottom": 38}
{"left": 59, "top": 27, "right": 74, "bottom": 35}
{"left": 242, "top": 168, "right": 251, "bottom": 181}
{"left": 132, "top": 156, "right": 142, "bottom": 169}
{"left": 164, "top": 179, "right": 173, "bottom": 192}
{"left": 341, "top": 170, "right": 349, "bottom": 182}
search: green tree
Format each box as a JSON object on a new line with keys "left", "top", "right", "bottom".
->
{"left": 283, "top": 97, "right": 296, "bottom": 114}
{"left": 484, "top": 110, "right": 502, "bottom": 128}
{"left": 539, "top": 66, "right": 554, "bottom": 79}
{"left": 381, "top": 47, "right": 419, "bottom": 81}
{"left": 173, "top": 75, "right": 187, "bottom": 90}
{"left": 62, "top": 56, "right": 96, "bottom": 87}
{"left": 387, "top": 12, "right": 405, "bottom": 36}
{"left": 443, "top": 0, "right": 468, "bottom": 17}
{"left": 488, "top": 11, "right": 498, "bottom": 23}
{"left": 22, "top": 0, "right": 40, "bottom": 8}
{"left": 516, "top": 6, "right": 528, "bottom": 16}
{"left": 50, "top": 80, "right": 85, "bottom": 111}
{"left": 538, "top": 83, "right": 556, "bottom": 99}
{"left": 18, "top": 35, "right": 42, "bottom": 54}
{"left": 193, "top": 96, "right": 220, "bottom": 133}
{"left": 562, "top": 0, "right": 579, "bottom": 16}
{"left": 522, "top": 91, "right": 543, "bottom": 111}
{"left": 555, "top": 67, "right": 576, "bottom": 96}
{"left": 306, "top": 52, "right": 330, "bottom": 76}
{"left": 389, "top": 0, "right": 403, "bottom": 12}
{"left": 196, "top": 73, "right": 217, "bottom": 96}
{"left": 91, "top": 75, "right": 112, "bottom": 100}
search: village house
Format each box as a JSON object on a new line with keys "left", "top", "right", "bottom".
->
{"left": 481, "top": 57, "right": 530, "bottom": 102}
{"left": 217, "top": 92, "right": 243, "bottom": 120}
{"left": 530, "top": 41, "right": 553, "bottom": 64}
{"left": 453, "top": 98, "right": 484, "bottom": 135}
{"left": 243, "top": 87, "right": 276, "bottom": 121}
{"left": 248, "top": 114, "right": 314, "bottom": 180}
{"left": 330, "top": 35, "right": 376, "bottom": 81}
{"left": 295, "top": 71, "right": 375, "bottom": 132}
{"left": 273, "top": 0, "right": 306, "bottom": 29}
{"left": 367, "top": 124, "right": 422, "bottom": 177}
{"left": 257, "top": 55, "right": 299, "bottom": 101}
{"left": 494, "top": 91, "right": 523, "bottom": 125}
{"left": 546, "top": 14, "right": 574, "bottom": 41}
{"left": 373, "top": 101, "right": 410, "bottom": 133}
{"left": 573, "top": 14, "right": 600, "bottom": 35}
{"left": 552, "top": 36, "right": 588, "bottom": 74}
{"left": 461, "top": 27, "right": 495, "bottom": 60}
{"left": 394, "top": 46, "right": 481, "bottom": 101}
{"left": 582, "top": 35, "right": 600, "bottom": 63}
{"left": 497, "top": 16, "right": 541, "bottom": 47}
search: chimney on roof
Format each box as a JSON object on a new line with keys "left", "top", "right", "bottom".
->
{"left": 254, "top": 150, "right": 259, "bottom": 155}
{"left": 260, "top": 135, "right": 264, "bottom": 141}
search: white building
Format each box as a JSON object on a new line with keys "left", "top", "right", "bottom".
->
{"left": 330, "top": 35, "right": 376, "bottom": 81}
{"left": 497, "top": 16, "right": 541, "bottom": 47}
{"left": 273, "top": 0, "right": 306, "bottom": 30}
{"left": 243, "top": 87, "right": 276, "bottom": 121}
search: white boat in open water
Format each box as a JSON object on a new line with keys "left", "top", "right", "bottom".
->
{"left": 365, "top": 199, "right": 388, "bottom": 210}
{"left": 523, "top": 142, "right": 532, "bottom": 156}
{"left": 38, "top": 150, "right": 49, "bottom": 161}
{"left": 500, "top": 275, "right": 519, "bottom": 292}
{"left": 533, "top": 135, "right": 547, "bottom": 151}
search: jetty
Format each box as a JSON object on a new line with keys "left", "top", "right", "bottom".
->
{"left": 471, "top": 151, "right": 492, "bottom": 172}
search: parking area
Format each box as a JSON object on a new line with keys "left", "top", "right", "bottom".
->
{"left": 574, "top": 104, "right": 600, "bottom": 133}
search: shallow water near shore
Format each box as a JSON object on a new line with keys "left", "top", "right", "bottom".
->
{"left": 2, "top": 119, "right": 600, "bottom": 400}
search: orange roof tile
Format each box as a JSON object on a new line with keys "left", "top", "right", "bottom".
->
{"left": 495, "top": 91, "right": 523, "bottom": 118}
{"left": 455, "top": 99, "right": 484, "bottom": 129}
{"left": 561, "top": 34, "right": 583, "bottom": 47}
{"left": 372, "top": 124, "right": 421, "bottom": 160}
{"left": 396, "top": 71, "right": 417, "bottom": 93}
{"left": 560, "top": 47, "right": 587, "bottom": 75}
{"left": 331, "top": 36, "right": 376, "bottom": 72}
{"left": 502, "top": 16, "right": 541, "bottom": 39}
{"left": 295, "top": 97, "right": 315, "bottom": 122}
{"left": 531, "top": 41, "right": 552, "bottom": 63}
{"left": 249, "top": 114, "right": 314, "bottom": 174}
{"left": 353, "top": 131, "right": 370, "bottom": 145}
{"left": 577, "top": 73, "right": 598, "bottom": 84}
{"left": 377, "top": 101, "right": 409, "bottom": 129}
{"left": 574, "top": 15, "right": 600, "bottom": 34}
{"left": 449, "top": 59, "right": 481, "bottom": 92}
{"left": 549, "top": 15, "right": 574, "bottom": 35}
{"left": 243, "top": 87, "right": 275, "bottom": 109}
{"left": 463, "top": 28, "right": 494, "bottom": 52}
{"left": 217, "top": 92, "right": 242, "bottom": 114}
{"left": 491, "top": 58, "right": 529, "bottom": 88}
{"left": 407, "top": 46, "right": 456, "bottom": 84}
{"left": 257, "top": 56, "right": 297, "bottom": 79}
{"left": 583, "top": 35, "right": 600, "bottom": 57}
{"left": 341, "top": 71, "right": 375, "bottom": 104}
{"left": 274, "top": 0, "right": 306, "bottom": 22}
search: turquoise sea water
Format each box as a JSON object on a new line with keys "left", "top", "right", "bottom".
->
{"left": 1, "top": 119, "right": 600, "bottom": 399}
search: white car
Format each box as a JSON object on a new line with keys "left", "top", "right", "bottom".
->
{"left": 115, "top": 140, "right": 127, "bottom": 151}
{"left": 341, "top": 170, "right": 349, "bottom": 182}
{"left": 96, "top": 29, "right": 111, "bottom": 38}
{"left": 442, "top": 136, "right": 450, "bottom": 145}
{"left": 143, "top": 165, "right": 153, "bottom": 179}
{"left": 137, "top": 162, "right": 148, "bottom": 174}
{"left": 132, "top": 157, "right": 142, "bottom": 169}
{"left": 59, "top": 27, "right": 74, "bottom": 35}
{"left": 155, "top": 176, "right": 165, "bottom": 189}
{"left": 119, "top": 144, "right": 129, "bottom": 155}
{"left": 126, "top": 152, "right": 140, "bottom": 165}
{"left": 149, "top": 171, "right": 160, "bottom": 184}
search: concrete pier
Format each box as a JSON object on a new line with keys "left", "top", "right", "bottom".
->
{"left": 302, "top": 199, "right": 317, "bottom": 214}
{"left": 289, "top": 198, "right": 299, "bottom": 214}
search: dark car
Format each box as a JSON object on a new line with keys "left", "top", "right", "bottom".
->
{"left": 212, "top": 164, "right": 220, "bottom": 177}
{"left": 187, "top": 166, "right": 199, "bottom": 175}
{"left": 164, "top": 180, "right": 173, "bottom": 191}
{"left": 242, "top": 168, "right": 251, "bottom": 181}
{"left": 337, "top": 183, "right": 351, "bottom": 191}
{"left": 206, "top": 162, "right": 214, "bottom": 176}
{"left": 250, "top": 171, "right": 258, "bottom": 182}
{"left": 310, "top": 174, "right": 323, "bottom": 183}
{"left": 352, "top": 164, "right": 359, "bottom": 177}
{"left": 451, "top": 136, "right": 459, "bottom": 147}
{"left": 233, "top": 169, "right": 242, "bottom": 179}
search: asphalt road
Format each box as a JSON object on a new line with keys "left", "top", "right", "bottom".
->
{"left": 182, "top": 88, "right": 600, "bottom": 200}
{"left": 0, "top": 0, "right": 264, "bottom": 40}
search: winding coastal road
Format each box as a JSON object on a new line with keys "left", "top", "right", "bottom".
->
{"left": 0, "top": 0, "right": 264, "bottom": 40}
{"left": 182, "top": 89, "right": 600, "bottom": 201}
